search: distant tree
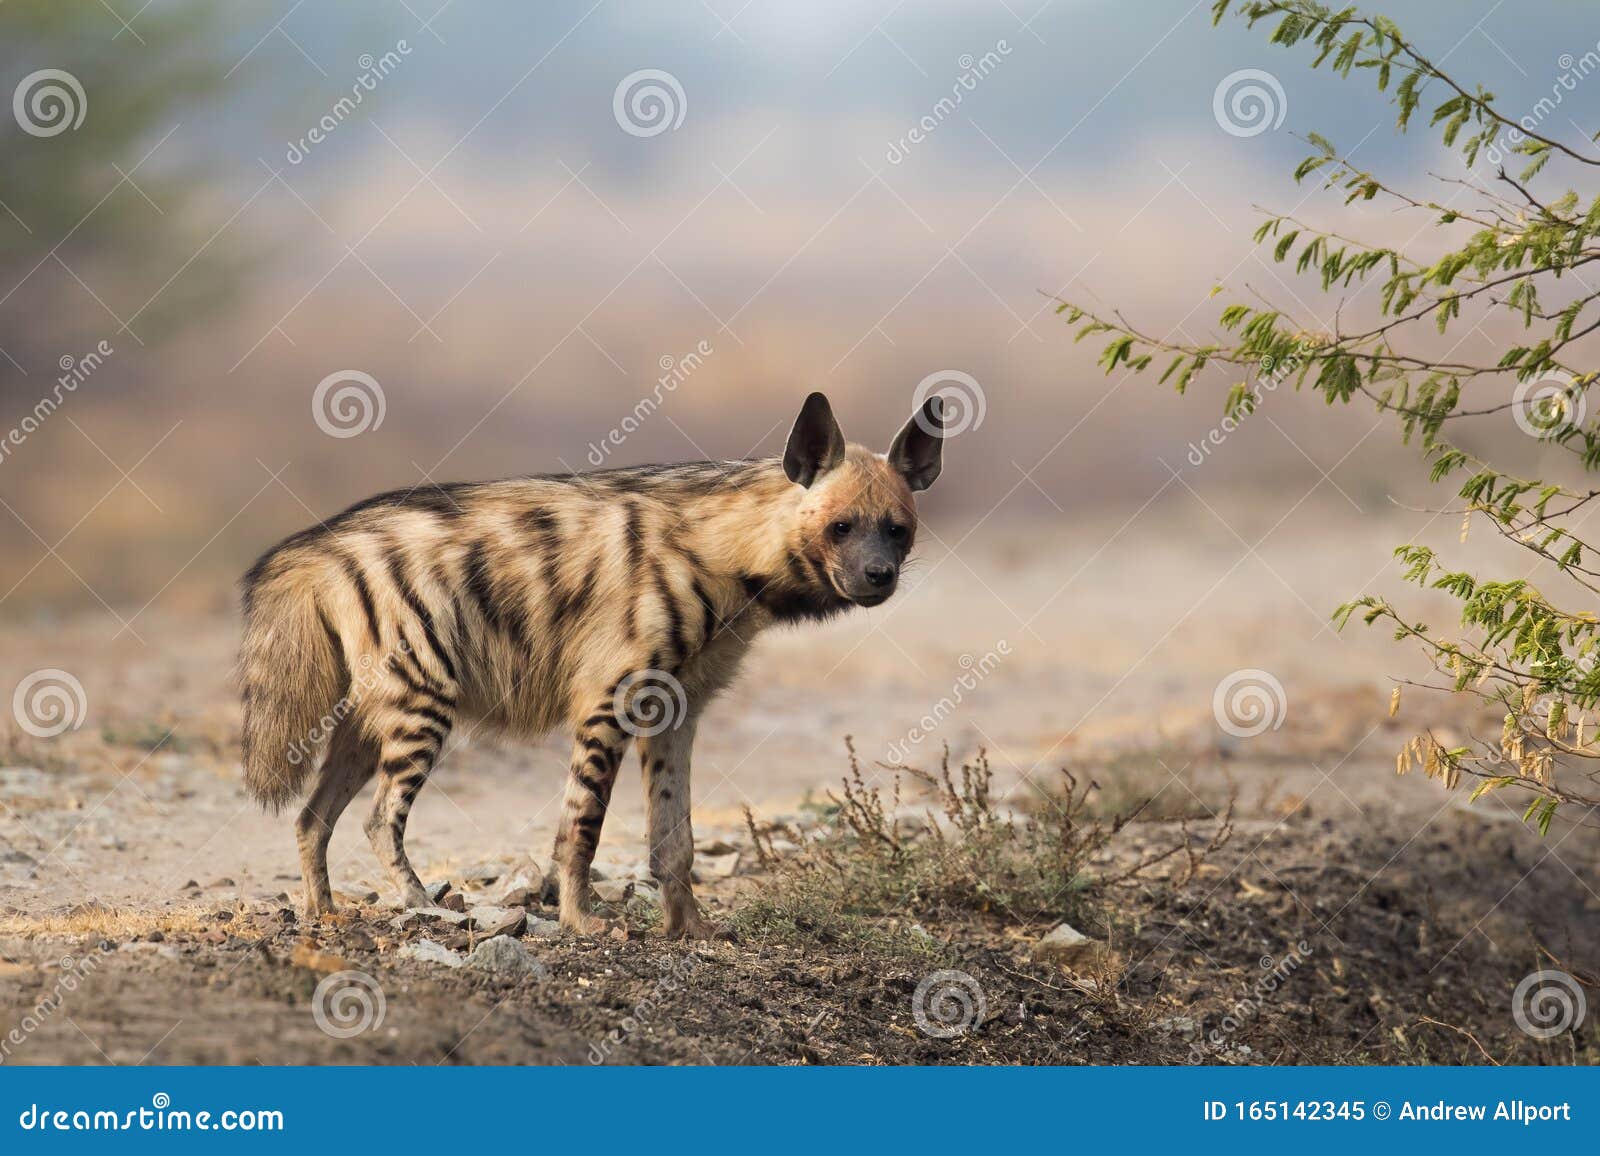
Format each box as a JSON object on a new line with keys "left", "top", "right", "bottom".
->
{"left": 1059, "top": 0, "right": 1600, "bottom": 829}
{"left": 1, "top": 0, "right": 239, "bottom": 373}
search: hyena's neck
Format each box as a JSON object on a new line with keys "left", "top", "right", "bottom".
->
{"left": 671, "top": 460, "right": 804, "bottom": 581}
{"left": 668, "top": 459, "right": 851, "bottom": 625}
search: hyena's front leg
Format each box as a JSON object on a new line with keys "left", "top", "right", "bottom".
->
{"left": 554, "top": 707, "right": 629, "bottom": 934}
{"left": 638, "top": 721, "right": 716, "bottom": 939}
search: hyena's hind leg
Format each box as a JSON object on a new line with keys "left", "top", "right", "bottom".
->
{"left": 361, "top": 692, "right": 456, "bottom": 910}
{"left": 638, "top": 721, "right": 717, "bottom": 939}
{"left": 553, "top": 699, "right": 630, "bottom": 934}
{"left": 295, "top": 723, "right": 379, "bottom": 918}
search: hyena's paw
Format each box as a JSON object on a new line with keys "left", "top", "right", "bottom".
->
{"left": 561, "top": 912, "right": 618, "bottom": 937}
{"left": 663, "top": 912, "right": 728, "bottom": 941}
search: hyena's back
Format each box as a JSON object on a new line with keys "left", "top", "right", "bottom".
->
{"left": 238, "top": 469, "right": 771, "bottom": 809}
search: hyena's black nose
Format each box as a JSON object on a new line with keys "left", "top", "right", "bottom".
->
{"left": 864, "top": 562, "right": 896, "bottom": 588}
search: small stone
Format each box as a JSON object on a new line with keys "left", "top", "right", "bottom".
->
{"left": 695, "top": 838, "right": 737, "bottom": 856}
{"left": 146, "top": 930, "right": 165, "bottom": 943}
{"left": 592, "top": 879, "right": 634, "bottom": 904}
{"left": 207, "top": 877, "right": 236, "bottom": 888}
{"left": 1033, "top": 922, "right": 1120, "bottom": 973}
{"left": 465, "top": 935, "right": 547, "bottom": 978}
{"left": 180, "top": 880, "right": 200, "bottom": 891}
{"left": 399, "top": 939, "right": 463, "bottom": 968}
{"left": 466, "top": 904, "right": 516, "bottom": 927}
{"left": 390, "top": 912, "right": 419, "bottom": 931}
{"left": 438, "top": 891, "right": 467, "bottom": 913}
{"left": 525, "top": 917, "right": 562, "bottom": 940}
{"left": 213, "top": 910, "right": 234, "bottom": 922}
{"left": 1157, "top": 1015, "right": 1198, "bottom": 1040}
{"left": 470, "top": 907, "right": 526, "bottom": 938}
{"left": 425, "top": 881, "right": 453, "bottom": 904}
{"left": 461, "top": 862, "right": 505, "bottom": 885}
{"left": 695, "top": 851, "right": 740, "bottom": 880}
{"left": 406, "top": 906, "right": 470, "bottom": 927}
{"left": 498, "top": 887, "right": 539, "bottom": 909}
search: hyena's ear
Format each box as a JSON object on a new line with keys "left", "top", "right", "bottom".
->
{"left": 784, "top": 391, "right": 847, "bottom": 488}
{"left": 887, "top": 394, "right": 944, "bottom": 492}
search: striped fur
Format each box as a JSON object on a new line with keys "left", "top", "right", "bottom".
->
{"left": 239, "top": 392, "right": 945, "bottom": 936}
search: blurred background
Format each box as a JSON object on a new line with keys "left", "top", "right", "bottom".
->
{"left": 3, "top": 0, "right": 1587, "bottom": 615}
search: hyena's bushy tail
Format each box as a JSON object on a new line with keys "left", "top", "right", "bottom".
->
{"left": 239, "top": 567, "right": 347, "bottom": 812}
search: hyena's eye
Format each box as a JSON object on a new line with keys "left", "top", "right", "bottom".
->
{"left": 886, "top": 523, "right": 908, "bottom": 541}
{"left": 831, "top": 520, "right": 853, "bottom": 538}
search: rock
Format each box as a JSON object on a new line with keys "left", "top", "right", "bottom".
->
{"left": 390, "top": 912, "right": 420, "bottom": 932}
{"left": 406, "top": 906, "right": 470, "bottom": 927}
{"left": 1033, "top": 922, "right": 1119, "bottom": 973}
{"left": 207, "top": 877, "right": 236, "bottom": 888}
{"left": 465, "top": 936, "right": 547, "bottom": 978}
{"left": 425, "top": 881, "right": 453, "bottom": 904}
{"left": 461, "top": 862, "right": 506, "bottom": 885}
{"left": 146, "top": 930, "right": 165, "bottom": 943}
{"left": 1157, "top": 1015, "right": 1198, "bottom": 1040}
{"left": 695, "top": 838, "right": 737, "bottom": 856}
{"left": 213, "top": 910, "right": 234, "bottom": 922}
{"left": 498, "top": 887, "right": 539, "bottom": 909}
{"left": 438, "top": 891, "right": 467, "bottom": 913}
{"left": 592, "top": 879, "right": 634, "bottom": 904}
{"left": 694, "top": 851, "right": 740, "bottom": 881}
{"left": 180, "top": 880, "right": 200, "bottom": 891}
{"left": 525, "top": 917, "right": 563, "bottom": 940}
{"left": 399, "top": 939, "right": 463, "bottom": 968}
{"left": 470, "top": 907, "right": 526, "bottom": 938}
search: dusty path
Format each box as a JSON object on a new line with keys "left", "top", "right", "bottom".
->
{"left": 1, "top": 505, "right": 1597, "bottom": 1064}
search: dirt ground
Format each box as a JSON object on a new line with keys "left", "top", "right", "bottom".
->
{"left": 1, "top": 507, "right": 1597, "bottom": 1065}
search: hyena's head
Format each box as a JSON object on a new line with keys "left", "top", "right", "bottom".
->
{"left": 782, "top": 391, "right": 944, "bottom": 608}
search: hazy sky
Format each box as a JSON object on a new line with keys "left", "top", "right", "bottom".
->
{"left": 3, "top": 0, "right": 1598, "bottom": 600}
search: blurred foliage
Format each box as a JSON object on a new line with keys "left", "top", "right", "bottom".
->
{"left": 1060, "top": 1, "right": 1600, "bottom": 827}
{"left": 0, "top": 0, "right": 253, "bottom": 361}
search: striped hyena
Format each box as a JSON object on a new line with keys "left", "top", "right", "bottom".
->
{"left": 239, "top": 391, "right": 944, "bottom": 936}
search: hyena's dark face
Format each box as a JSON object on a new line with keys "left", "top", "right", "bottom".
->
{"left": 784, "top": 391, "right": 945, "bottom": 608}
